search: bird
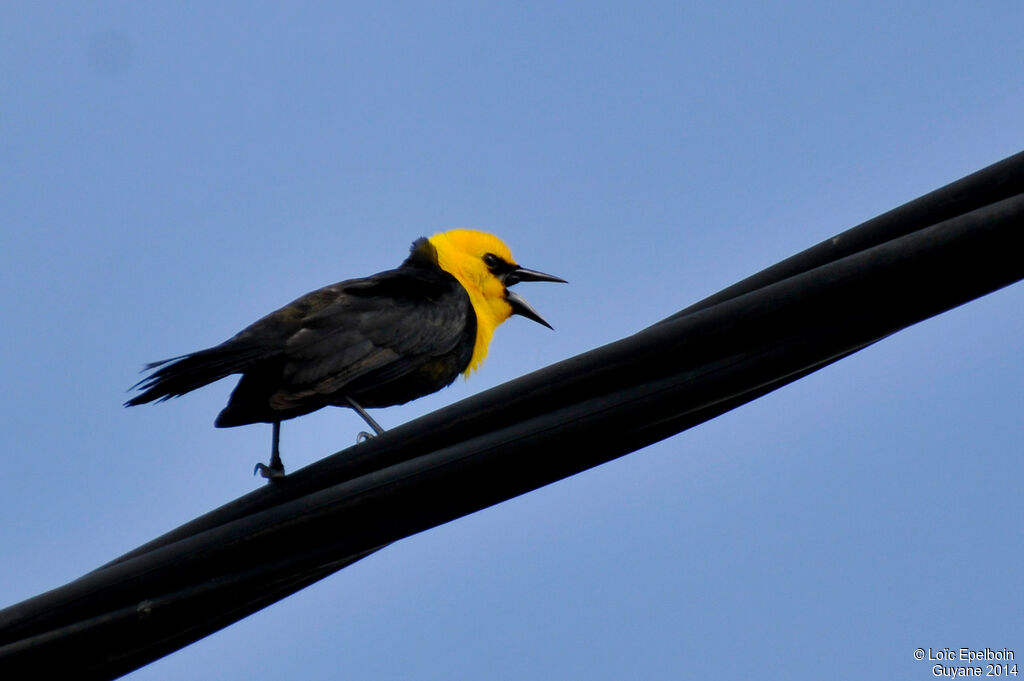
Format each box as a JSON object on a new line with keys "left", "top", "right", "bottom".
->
{"left": 126, "top": 229, "right": 566, "bottom": 479}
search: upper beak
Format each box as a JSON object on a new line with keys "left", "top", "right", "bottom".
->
{"left": 503, "top": 265, "right": 566, "bottom": 330}
{"left": 503, "top": 266, "right": 567, "bottom": 287}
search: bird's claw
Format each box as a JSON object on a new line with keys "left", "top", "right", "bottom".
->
{"left": 254, "top": 461, "right": 286, "bottom": 479}
{"left": 356, "top": 431, "right": 375, "bottom": 443}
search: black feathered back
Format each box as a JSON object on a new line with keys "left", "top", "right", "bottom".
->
{"left": 126, "top": 237, "right": 477, "bottom": 427}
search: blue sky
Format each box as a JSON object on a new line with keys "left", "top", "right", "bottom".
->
{"left": 2, "top": 2, "right": 1022, "bottom": 679}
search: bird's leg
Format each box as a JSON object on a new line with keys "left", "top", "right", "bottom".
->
{"left": 345, "top": 397, "right": 385, "bottom": 442}
{"left": 254, "top": 421, "right": 286, "bottom": 479}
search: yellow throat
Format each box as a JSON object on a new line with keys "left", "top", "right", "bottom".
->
{"left": 428, "top": 229, "right": 516, "bottom": 375}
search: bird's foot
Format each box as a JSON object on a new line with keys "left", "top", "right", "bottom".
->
{"left": 254, "top": 461, "right": 286, "bottom": 479}
{"left": 356, "top": 431, "right": 375, "bottom": 443}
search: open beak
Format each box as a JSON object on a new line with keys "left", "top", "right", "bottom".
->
{"left": 503, "top": 265, "right": 566, "bottom": 329}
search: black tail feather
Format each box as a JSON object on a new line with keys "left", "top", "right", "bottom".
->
{"left": 125, "top": 343, "right": 270, "bottom": 407}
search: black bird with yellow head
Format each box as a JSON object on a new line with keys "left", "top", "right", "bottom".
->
{"left": 127, "top": 229, "right": 565, "bottom": 478}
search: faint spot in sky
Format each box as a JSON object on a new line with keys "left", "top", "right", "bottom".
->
{"left": 87, "top": 30, "right": 135, "bottom": 75}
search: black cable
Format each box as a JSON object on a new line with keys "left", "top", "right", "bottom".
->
{"left": 1, "top": 151, "right": 1022, "bottom": 679}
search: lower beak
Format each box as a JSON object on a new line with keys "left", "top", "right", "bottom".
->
{"left": 506, "top": 290, "right": 554, "bottom": 329}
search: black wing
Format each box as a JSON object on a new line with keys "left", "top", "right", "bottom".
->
{"left": 266, "top": 268, "right": 472, "bottom": 411}
{"left": 127, "top": 236, "right": 472, "bottom": 425}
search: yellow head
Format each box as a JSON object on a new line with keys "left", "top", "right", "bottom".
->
{"left": 427, "top": 228, "right": 565, "bottom": 374}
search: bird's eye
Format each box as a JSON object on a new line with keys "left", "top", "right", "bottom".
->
{"left": 482, "top": 253, "right": 501, "bottom": 268}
